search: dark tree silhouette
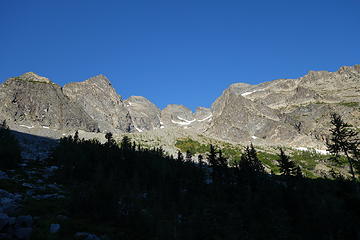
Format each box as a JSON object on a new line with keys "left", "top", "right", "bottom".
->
{"left": 177, "top": 150, "right": 184, "bottom": 162}
{"left": 326, "top": 113, "right": 360, "bottom": 180}
{"left": 120, "top": 135, "right": 132, "bottom": 150}
{"left": 198, "top": 154, "right": 204, "bottom": 166}
{"left": 294, "top": 165, "right": 303, "bottom": 178}
{"left": 185, "top": 150, "right": 193, "bottom": 162}
{"left": 207, "top": 144, "right": 217, "bottom": 167}
{"left": 237, "top": 144, "right": 265, "bottom": 175}
{"left": 277, "top": 148, "right": 296, "bottom": 176}
{"left": 105, "top": 132, "right": 116, "bottom": 147}
{"left": 74, "top": 130, "right": 80, "bottom": 143}
{"left": 0, "top": 121, "right": 21, "bottom": 169}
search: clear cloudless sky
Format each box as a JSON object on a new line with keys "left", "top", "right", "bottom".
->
{"left": 0, "top": 0, "right": 359, "bottom": 110}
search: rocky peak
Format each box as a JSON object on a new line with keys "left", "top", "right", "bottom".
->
{"left": 84, "top": 74, "right": 111, "bottom": 85}
{"left": 126, "top": 96, "right": 153, "bottom": 105}
{"left": 161, "top": 104, "right": 195, "bottom": 127}
{"left": 13, "top": 72, "right": 52, "bottom": 84}
{"left": 63, "top": 75, "right": 132, "bottom": 133}
{"left": 337, "top": 64, "right": 360, "bottom": 74}
{"left": 228, "top": 82, "right": 253, "bottom": 94}
{"left": 0, "top": 73, "right": 97, "bottom": 131}
{"left": 124, "top": 96, "right": 161, "bottom": 132}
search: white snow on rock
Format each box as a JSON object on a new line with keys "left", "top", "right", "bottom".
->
{"left": 171, "top": 116, "right": 196, "bottom": 126}
{"left": 171, "top": 120, "right": 191, "bottom": 126}
{"left": 295, "top": 147, "right": 308, "bottom": 151}
{"left": 251, "top": 136, "right": 258, "bottom": 140}
{"left": 134, "top": 126, "right": 143, "bottom": 132}
{"left": 20, "top": 125, "right": 34, "bottom": 129}
{"left": 42, "top": 126, "right": 49, "bottom": 129}
{"left": 241, "top": 89, "right": 264, "bottom": 97}
{"left": 177, "top": 116, "right": 196, "bottom": 123}
{"left": 295, "top": 147, "right": 329, "bottom": 155}
{"left": 315, "top": 149, "right": 329, "bottom": 155}
{"left": 197, "top": 114, "right": 213, "bottom": 122}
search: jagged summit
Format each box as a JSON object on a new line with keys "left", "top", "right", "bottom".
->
{"left": 63, "top": 75, "right": 131, "bottom": 133}
{"left": 84, "top": 74, "right": 111, "bottom": 85}
{"left": 10, "top": 72, "right": 52, "bottom": 84}
{"left": 228, "top": 82, "right": 253, "bottom": 93}
{"left": 0, "top": 64, "right": 359, "bottom": 149}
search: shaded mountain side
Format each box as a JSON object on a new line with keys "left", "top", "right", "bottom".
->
{"left": 124, "top": 96, "right": 161, "bottom": 132}
{"left": 0, "top": 64, "right": 359, "bottom": 149}
{"left": 63, "top": 75, "right": 134, "bottom": 133}
{"left": 0, "top": 72, "right": 98, "bottom": 132}
{"left": 207, "top": 64, "right": 360, "bottom": 147}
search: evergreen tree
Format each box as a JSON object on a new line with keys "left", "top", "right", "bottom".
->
{"left": 277, "top": 148, "right": 295, "bottom": 176}
{"left": 121, "top": 135, "right": 132, "bottom": 150}
{"left": 218, "top": 149, "right": 228, "bottom": 168}
{"left": 238, "top": 144, "right": 265, "bottom": 175}
{"left": 105, "top": 132, "right": 115, "bottom": 144}
{"left": 207, "top": 144, "right": 217, "bottom": 167}
{"left": 326, "top": 113, "right": 360, "bottom": 180}
{"left": 0, "top": 121, "right": 21, "bottom": 169}
{"left": 177, "top": 150, "right": 184, "bottom": 162}
{"left": 198, "top": 154, "right": 204, "bottom": 166}
{"left": 294, "top": 166, "right": 303, "bottom": 178}
{"left": 185, "top": 150, "right": 193, "bottom": 162}
{"left": 74, "top": 130, "right": 80, "bottom": 143}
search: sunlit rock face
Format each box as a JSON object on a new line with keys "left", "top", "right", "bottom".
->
{"left": 205, "top": 64, "right": 360, "bottom": 147}
{"left": 0, "top": 64, "right": 359, "bottom": 149}
{"left": 63, "top": 74, "right": 134, "bottom": 133}
{"left": 0, "top": 72, "right": 98, "bottom": 132}
{"left": 124, "top": 96, "right": 161, "bottom": 132}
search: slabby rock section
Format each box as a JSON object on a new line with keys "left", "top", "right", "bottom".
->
{"left": 0, "top": 65, "right": 359, "bottom": 148}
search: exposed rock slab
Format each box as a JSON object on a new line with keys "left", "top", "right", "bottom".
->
{"left": 0, "top": 73, "right": 98, "bottom": 132}
{"left": 63, "top": 75, "right": 133, "bottom": 133}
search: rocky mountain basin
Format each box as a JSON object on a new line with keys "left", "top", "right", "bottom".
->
{"left": 0, "top": 64, "right": 359, "bottom": 153}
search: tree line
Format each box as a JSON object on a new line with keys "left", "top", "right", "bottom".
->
{"left": 47, "top": 113, "right": 360, "bottom": 239}
{"left": 1, "top": 113, "right": 360, "bottom": 239}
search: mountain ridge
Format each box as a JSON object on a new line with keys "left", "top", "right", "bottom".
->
{"left": 0, "top": 64, "right": 359, "bottom": 150}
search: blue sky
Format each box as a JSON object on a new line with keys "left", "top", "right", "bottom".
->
{"left": 0, "top": 0, "right": 359, "bottom": 110}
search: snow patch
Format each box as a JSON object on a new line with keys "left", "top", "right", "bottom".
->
{"left": 295, "top": 147, "right": 308, "bottom": 151}
{"left": 134, "top": 126, "right": 143, "bottom": 132}
{"left": 251, "top": 136, "right": 258, "bottom": 140}
{"left": 197, "top": 114, "right": 213, "bottom": 122}
{"left": 241, "top": 89, "right": 264, "bottom": 97}
{"left": 160, "top": 126, "right": 165, "bottom": 129}
{"left": 171, "top": 116, "right": 196, "bottom": 126}
{"left": 177, "top": 116, "right": 196, "bottom": 123}
{"left": 20, "top": 125, "right": 34, "bottom": 129}
{"left": 171, "top": 120, "right": 192, "bottom": 126}
{"left": 42, "top": 126, "right": 49, "bottom": 129}
{"left": 315, "top": 149, "right": 329, "bottom": 155}
{"left": 295, "top": 147, "right": 329, "bottom": 155}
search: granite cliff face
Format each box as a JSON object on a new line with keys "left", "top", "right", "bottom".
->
{"left": 124, "top": 96, "right": 161, "bottom": 132}
{"left": 0, "top": 72, "right": 98, "bottom": 132}
{"left": 0, "top": 65, "right": 359, "bottom": 149}
{"left": 206, "top": 65, "right": 360, "bottom": 147}
{"left": 63, "top": 75, "right": 134, "bottom": 133}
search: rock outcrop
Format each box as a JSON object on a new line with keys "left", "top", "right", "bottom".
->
{"left": 63, "top": 75, "right": 133, "bottom": 133}
{"left": 0, "top": 72, "right": 98, "bottom": 132}
{"left": 1, "top": 64, "right": 359, "bottom": 149}
{"left": 124, "top": 96, "right": 161, "bottom": 132}
{"left": 206, "top": 64, "right": 360, "bottom": 147}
